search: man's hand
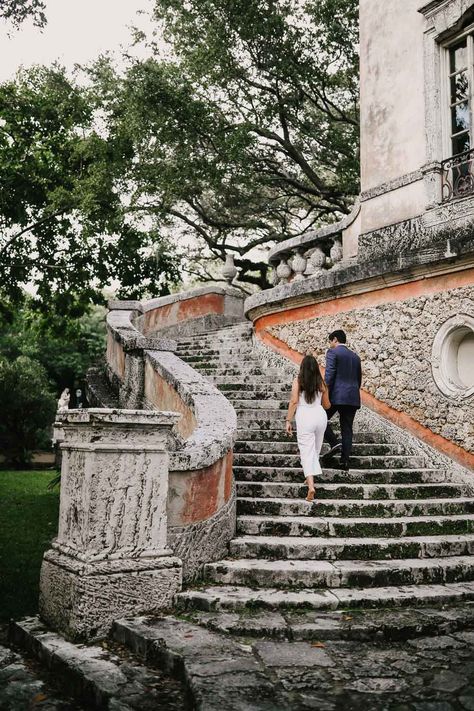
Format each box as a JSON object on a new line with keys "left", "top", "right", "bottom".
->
{"left": 285, "top": 420, "right": 293, "bottom": 436}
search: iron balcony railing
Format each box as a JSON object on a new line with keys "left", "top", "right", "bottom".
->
{"left": 441, "top": 148, "right": 474, "bottom": 203}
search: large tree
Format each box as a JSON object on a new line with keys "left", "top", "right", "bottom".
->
{"left": 0, "top": 65, "right": 181, "bottom": 312}
{"left": 96, "top": 0, "right": 359, "bottom": 287}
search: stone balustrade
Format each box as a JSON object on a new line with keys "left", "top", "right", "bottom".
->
{"left": 99, "top": 285, "right": 242, "bottom": 582}
{"left": 268, "top": 201, "right": 360, "bottom": 286}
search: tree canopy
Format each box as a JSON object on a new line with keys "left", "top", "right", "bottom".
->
{"left": 93, "top": 0, "right": 359, "bottom": 287}
{"left": 0, "top": 65, "right": 181, "bottom": 313}
{"left": 0, "top": 0, "right": 359, "bottom": 298}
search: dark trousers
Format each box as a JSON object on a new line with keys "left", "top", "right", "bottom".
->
{"left": 324, "top": 405, "right": 358, "bottom": 462}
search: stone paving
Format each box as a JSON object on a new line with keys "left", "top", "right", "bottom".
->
{"left": 0, "top": 643, "right": 84, "bottom": 710}
{"left": 111, "top": 604, "right": 474, "bottom": 710}
{"left": 6, "top": 605, "right": 474, "bottom": 709}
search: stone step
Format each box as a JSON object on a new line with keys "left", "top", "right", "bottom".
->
{"left": 229, "top": 399, "right": 287, "bottom": 410}
{"left": 237, "top": 513, "right": 474, "bottom": 538}
{"left": 203, "top": 555, "right": 474, "bottom": 589}
{"left": 236, "top": 481, "right": 468, "bottom": 501}
{"left": 234, "top": 453, "right": 426, "bottom": 469}
{"left": 233, "top": 466, "right": 448, "bottom": 484}
{"left": 236, "top": 429, "right": 389, "bottom": 443}
{"left": 112, "top": 616, "right": 288, "bottom": 709}
{"left": 197, "top": 366, "right": 285, "bottom": 377}
{"left": 236, "top": 408, "right": 288, "bottom": 419}
{"left": 186, "top": 603, "right": 474, "bottom": 642}
{"left": 211, "top": 375, "right": 288, "bottom": 385}
{"left": 177, "top": 347, "right": 258, "bottom": 365}
{"left": 10, "top": 617, "right": 187, "bottom": 709}
{"left": 234, "top": 440, "right": 409, "bottom": 456}
{"left": 176, "top": 580, "right": 474, "bottom": 612}
{"left": 229, "top": 533, "right": 474, "bottom": 561}
{"left": 218, "top": 384, "right": 291, "bottom": 395}
{"left": 237, "top": 496, "right": 474, "bottom": 518}
{"left": 177, "top": 324, "right": 252, "bottom": 342}
{"left": 180, "top": 354, "right": 255, "bottom": 366}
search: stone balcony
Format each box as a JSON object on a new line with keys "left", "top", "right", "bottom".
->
{"left": 268, "top": 201, "right": 360, "bottom": 286}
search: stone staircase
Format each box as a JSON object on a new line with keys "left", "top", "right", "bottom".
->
{"left": 174, "top": 323, "right": 474, "bottom": 611}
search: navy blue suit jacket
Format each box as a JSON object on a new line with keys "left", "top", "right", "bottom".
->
{"left": 325, "top": 345, "right": 362, "bottom": 408}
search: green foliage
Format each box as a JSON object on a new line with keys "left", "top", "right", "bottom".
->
{"left": 0, "top": 298, "right": 107, "bottom": 391}
{"left": 0, "top": 356, "right": 57, "bottom": 465}
{"left": 0, "top": 65, "right": 182, "bottom": 313}
{"left": 0, "top": 470, "right": 59, "bottom": 621}
{"left": 0, "top": 0, "right": 46, "bottom": 27}
{"left": 93, "top": 0, "right": 359, "bottom": 286}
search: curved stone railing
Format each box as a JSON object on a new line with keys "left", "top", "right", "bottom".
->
{"left": 268, "top": 200, "right": 360, "bottom": 285}
{"left": 101, "top": 285, "right": 243, "bottom": 582}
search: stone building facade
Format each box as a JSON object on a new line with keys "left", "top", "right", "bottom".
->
{"left": 245, "top": 0, "right": 474, "bottom": 470}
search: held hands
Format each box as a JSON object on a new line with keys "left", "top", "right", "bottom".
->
{"left": 285, "top": 420, "right": 293, "bottom": 436}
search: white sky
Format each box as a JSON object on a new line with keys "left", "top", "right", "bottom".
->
{"left": 0, "top": 0, "right": 153, "bottom": 82}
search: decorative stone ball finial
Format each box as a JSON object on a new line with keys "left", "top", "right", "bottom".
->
{"left": 222, "top": 253, "right": 238, "bottom": 284}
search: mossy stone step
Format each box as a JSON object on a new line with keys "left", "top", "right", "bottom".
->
{"left": 236, "top": 514, "right": 474, "bottom": 538}
{"left": 237, "top": 496, "right": 474, "bottom": 519}
{"left": 203, "top": 555, "right": 474, "bottom": 590}
{"left": 233, "top": 466, "right": 448, "bottom": 484}
{"left": 176, "top": 581, "right": 474, "bottom": 613}
{"left": 236, "top": 481, "right": 468, "bottom": 501}
{"left": 234, "top": 453, "right": 426, "bottom": 469}
{"left": 234, "top": 441, "right": 410, "bottom": 456}
{"left": 229, "top": 533, "right": 474, "bottom": 561}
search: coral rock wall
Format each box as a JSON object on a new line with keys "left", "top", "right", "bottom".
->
{"left": 270, "top": 285, "right": 474, "bottom": 453}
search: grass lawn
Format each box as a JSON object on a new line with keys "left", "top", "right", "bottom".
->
{"left": 0, "top": 470, "right": 59, "bottom": 622}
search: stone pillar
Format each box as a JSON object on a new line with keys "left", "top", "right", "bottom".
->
{"left": 39, "top": 408, "right": 182, "bottom": 642}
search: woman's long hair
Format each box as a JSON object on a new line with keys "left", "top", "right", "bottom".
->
{"left": 298, "top": 355, "right": 324, "bottom": 404}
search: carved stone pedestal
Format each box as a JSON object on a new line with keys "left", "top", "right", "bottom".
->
{"left": 39, "top": 409, "right": 182, "bottom": 641}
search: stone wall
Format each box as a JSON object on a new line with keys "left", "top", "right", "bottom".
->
{"left": 269, "top": 284, "right": 474, "bottom": 454}
{"left": 103, "top": 290, "right": 240, "bottom": 582}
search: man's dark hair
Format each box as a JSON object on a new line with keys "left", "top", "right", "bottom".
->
{"left": 329, "top": 329, "right": 347, "bottom": 344}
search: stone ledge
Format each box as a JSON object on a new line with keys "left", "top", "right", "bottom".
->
{"left": 56, "top": 407, "right": 179, "bottom": 428}
{"left": 139, "top": 283, "right": 244, "bottom": 313}
{"left": 146, "top": 350, "right": 237, "bottom": 471}
{"left": 106, "top": 309, "right": 177, "bottom": 352}
{"left": 245, "top": 245, "right": 474, "bottom": 322}
{"left": 9, "top": 617, "right": 187, "bottom": 707}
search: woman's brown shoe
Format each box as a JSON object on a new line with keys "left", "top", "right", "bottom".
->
{"left": 306, "top": 489, "right": 315, "bottom": 502}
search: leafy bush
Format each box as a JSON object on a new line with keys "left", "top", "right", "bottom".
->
{"left": 0, "top": 356, "right": 57, "bottom": 466}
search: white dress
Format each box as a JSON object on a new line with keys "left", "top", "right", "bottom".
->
{"left": 295, "top": 391, "right": 328, "bottom": 479}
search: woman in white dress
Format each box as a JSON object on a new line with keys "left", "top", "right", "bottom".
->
{"left": 286, "top": 355, "right": 330, "bottom": 501}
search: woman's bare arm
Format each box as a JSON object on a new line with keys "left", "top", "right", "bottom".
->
{"left": 286, "top": 377, "right": 299, "bottom": 433}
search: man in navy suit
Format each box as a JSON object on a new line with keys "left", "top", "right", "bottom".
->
{"left": 322, "top": 329, "right": 362, "bottom": 471}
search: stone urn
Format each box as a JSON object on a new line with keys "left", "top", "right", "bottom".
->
{"left": 306, "top": 247, "right": 326, "bottom": 275}
{"left": 291, "top": 251, "right": 307, "bottom": 281}
{"left": 276, "top": 259, "right": 292, "bottom": 284}
{"left": 222, "top": 253, "right": 238, "bottom": 284}
{"left": 330, "top": 238, "right": 343, "bottom": 267}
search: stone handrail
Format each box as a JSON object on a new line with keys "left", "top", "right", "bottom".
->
{"left": 267, "top": 200, "right": 360, "bottom": 285}
{"left": 102, "top": 285, "right": 243, "bottom": 581}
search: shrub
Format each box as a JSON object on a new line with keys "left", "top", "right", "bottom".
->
{"left": 0, "top": 356, "right": 57, "bottom": 466}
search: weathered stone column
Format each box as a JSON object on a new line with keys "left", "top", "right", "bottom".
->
{"left": 39, "top": 408, "right": 182, "bottom": 641}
